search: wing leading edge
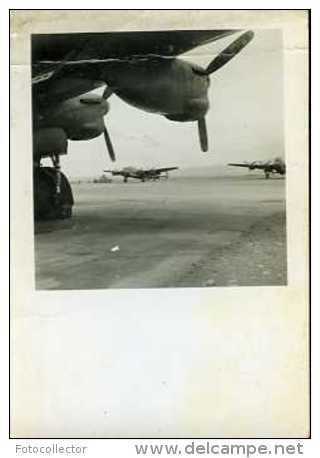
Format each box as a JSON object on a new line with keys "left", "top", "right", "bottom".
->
{"left": 228, "top": 163, "right": 250, "bottom": 168}
{"left": 32, "top": 29, "right": 239, "bottom": 65}
{"left": 152, "top": 167, "right": 179, "bottom": 173}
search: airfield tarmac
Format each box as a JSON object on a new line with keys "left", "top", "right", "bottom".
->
{"left": 34, "top": 174, "right": 287, "bottom": 289}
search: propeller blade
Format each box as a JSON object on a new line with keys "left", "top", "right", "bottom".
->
{"left": 102, "top": 86, "right": 113, "bottom": 100}
{"left": 198, "top": 118, "right": 208, "bottom": 152}
{"left": 205, "top": 30, "right": 254, "bottom": 75}
{"left": 103, "top": 125, "right": 116, "bottom": 162}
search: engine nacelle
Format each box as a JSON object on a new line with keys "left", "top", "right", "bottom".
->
{"left": 35, "top": 94, "right": 109, "bottom": 143}
{"left": 67, "top": 120, "right": 105, "bottom": 141}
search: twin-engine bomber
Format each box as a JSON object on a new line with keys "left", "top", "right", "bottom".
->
{"left": 104, "top": 166, "right": 179, "bottom": 182}
{"left": 228, "top": 157, "right": 286, "bottom": 179}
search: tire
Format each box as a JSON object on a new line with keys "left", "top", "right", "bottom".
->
{"left": 34, "top": 167, "right": 74, "bottom": 220}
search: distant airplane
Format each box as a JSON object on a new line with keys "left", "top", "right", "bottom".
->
{"left": 228, "top": 157, "right": 286, "bottom": 179}
{"left": 93, "top": 174, "right": 112, "bottom": 184}
{"left": 104, "top": 166, "right": 179, "bottom": 182}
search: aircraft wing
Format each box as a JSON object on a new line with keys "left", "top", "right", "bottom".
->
{"left": 33, "top": 29, "right": 238, "bottom": 65}
{"left": 228, "top": 163, "right": 250, "bottom": 168}
{"left": 152, "top": 167, "right": 179, "bottom": 173}
{"left": 32, "top": 30, "right": 238, "bottom": 102}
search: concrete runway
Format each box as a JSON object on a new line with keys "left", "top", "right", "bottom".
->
{"left": 34, "top": 174, "right": 287, "bottom": 289}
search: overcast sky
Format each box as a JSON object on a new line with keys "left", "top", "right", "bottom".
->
{"left": 53, "top": 29, "right": 284, "bottom": 178}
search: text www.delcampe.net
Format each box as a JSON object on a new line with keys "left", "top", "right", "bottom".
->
{"left": 134, "top": 442, "right": 304, "bottom": 457}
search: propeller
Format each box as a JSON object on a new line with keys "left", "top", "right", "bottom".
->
{"left": 102, "top": 85, "right": 113, "bottom": 100}
{"left": 79, "top": 87, "right": 116, "bottom": 162}
{"left": 197, "top": 118, "right": 208, "bottom": 152}
{"left": 103, "top": 124, "right": 116, "bottom": 162}
{"left": 195, "top": 31, "right": 254, "bottom": 152}
{"left": 102, "top": 85, "right": 116, "bottom": 162}
{"left": 205, "top": 30, "right": 254, "bottom": 75}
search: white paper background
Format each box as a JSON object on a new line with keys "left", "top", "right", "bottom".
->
{"left": 10, "top": 10, "right": 309, "bottom": 438}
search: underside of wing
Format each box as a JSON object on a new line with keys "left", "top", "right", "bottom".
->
{"left": 32, "top": 29, "right": 238, "bottom": 64}
{"left": 32, "top": 29, "right": 239, "bottom": 107}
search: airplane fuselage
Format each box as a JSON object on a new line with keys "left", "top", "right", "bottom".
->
{"left": 251, "top": 161, "right": 286, "bottom": 175}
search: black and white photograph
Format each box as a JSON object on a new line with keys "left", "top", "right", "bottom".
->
{"left": 10, "top": 10, "right": 309, "bottom": 440}
{"left": 33, "top": 27, "right": 286, "bottom": 290}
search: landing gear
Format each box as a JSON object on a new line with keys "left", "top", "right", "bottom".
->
{"left": 34, "top": 157, "right": 74, "bottom": 220}
{"left": 264, "top": 171, "right": 270, "bottom": 179}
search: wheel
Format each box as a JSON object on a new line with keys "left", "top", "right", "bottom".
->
{"left": 34, "top": 167, "right": 74, "bottom": 220}
{"left": 265, "top": 171, "right": 270, "bottom": 179}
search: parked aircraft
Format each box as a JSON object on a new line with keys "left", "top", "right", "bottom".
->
{"left": 32, "top": 29, "right": 254, "bottom": 219}
{"left": 228, "top": 157, "right": 286, "bottom": 179}
{"left": 104, "top": 166, "right": 178, "bottom": 182}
